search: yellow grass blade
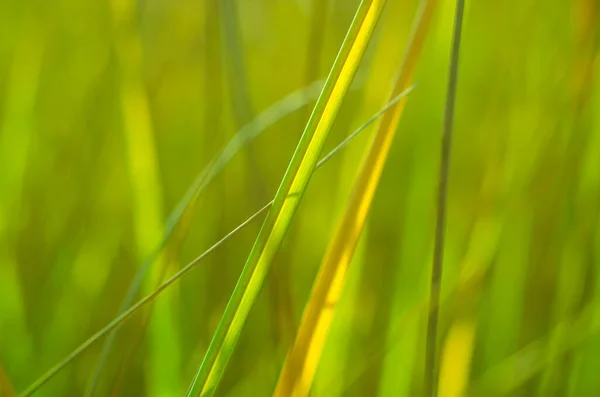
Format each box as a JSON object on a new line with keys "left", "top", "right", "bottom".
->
{"left": 438, "top": 319, "right": 476, "bottom": 397}
{"left": 274, "top": 2, "right": 437, "bottom": 396}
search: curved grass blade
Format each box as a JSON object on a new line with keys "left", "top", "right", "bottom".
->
{"left": 425, "top": 0, "right": 465, "bottom": 395}
{"left": 274, "top": 2, "right": 436, "bottom": 396}
{"left": 83, "top": 80, "right": 324, "bottom": 396}
{"left": 17, "top": 85, "right": 411, "bottom": 397}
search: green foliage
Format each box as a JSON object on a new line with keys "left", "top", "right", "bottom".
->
{"left": 1, "top": 0, "right": 599, "bottom": 396}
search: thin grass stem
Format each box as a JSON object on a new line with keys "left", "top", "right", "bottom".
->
{"left": 424, "top": 0, "right": 465, "bottom": 395}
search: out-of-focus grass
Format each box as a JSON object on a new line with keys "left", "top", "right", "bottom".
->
{"left": 111, "top": 0, "right": 181, "bottom": 395}
{"left": 0, "top": 13, "right": 42, "bottom": 393}
{"left": 2, "top": 0, "right": 600, "bottom": 396}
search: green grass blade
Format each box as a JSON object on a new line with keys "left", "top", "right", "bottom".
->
{"left": 481, "top": 211, "right": 531, "bottom": 369}
{"left": 184, "top": 4, "right": 389, "bottom": 393}
{"left": 424, "top": 0, "right": 465, "bottom": 394}
{"left": 110, "top": 0, "right": 181, "bottom": 394}
{"left": 220, "top": 0, "right": 255, "bottom": 127}
{"left": 83, "top": 80, "right": 324, "bottom": 395}
{"left": 17, "top": 84, "right": 409, "bottom": 397}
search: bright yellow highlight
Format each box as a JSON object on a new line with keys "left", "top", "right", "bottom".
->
{"left": 438, "top": 320, "right": 477, "bottom": 397}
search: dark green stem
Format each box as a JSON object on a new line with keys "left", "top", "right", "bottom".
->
{"left": 424, "top": 0, "right": 465, "bottom": 395}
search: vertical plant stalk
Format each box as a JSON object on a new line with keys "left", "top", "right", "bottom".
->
{"left": 219, "top": 0, "right": 265, "bottom": 202}
{"left": 436, "top": 206, "right": 501, "bottom": 397}
{"left": 424, "top": 0, "right": 465, "bottom": 395}
{"left": 110, "top": 0, "right": 181, "bottom": 395}
{"left": 220, "top": 0, "right": 255, "bottom": 126}
{"left": 185, "top": 1, "right": 386, "bottom": 396}
{"left": 303, "top": 0, "right": 329, "bottom": 124}
{"left": 274, "top": 1, "right": 437, "bottom": 396}
{"left": 328, "top": 209, "right": 496, "bottom": 395}
{"left": 106, "top": 9, "right": 220, "bottom": 381}
{"left": 107, "top": 228, "right": 189, "bottom": 397}
{"left": 219, "top": 0, "right": 264, "bottom": 199}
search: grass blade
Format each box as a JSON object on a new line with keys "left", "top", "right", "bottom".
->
{"left": 302, "top": 0, "right": 329, "bottom": 124}
{"left": 438, "top": 319, "right": 476, "bottom": 397}
{"left": 19, "top": 203, "right": 268, "bottom": 397}
{"left": 321, "top": 210, "right": 497, "bottom": 396}
{"left": 266, "top": 0, "right": 331, "bottom": 356}
{"left": 185, "top": 3, "right": 387, "bottom": 395}
{"left": 435, "top": 207, "right": 503, "bottom": 397}
{"left": 424, "top": 0, "right": 465, "bottom": 395}
{"left": 83, "top": 80, "right": 324, "bottom": 395}
{"left": 110, "top": 0, "right": 181, "bottom": 394}
{"left": 481, "top": 210, "right": 532, "bottom": 372}
{"left": 220, "top": 0, "right": 255, "bottom": 127}
{"left": 17, "top": 83, "right": 409, "bottom": 397}
{"left": 274, "top": 1, "right": 436, "bottom": 396}
{"left": 547, "top": 1, "right": 599, "bottom": 392}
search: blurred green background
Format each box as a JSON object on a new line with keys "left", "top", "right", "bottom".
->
{"left": 1, "top": 0, "right": 599, "bottom": 396}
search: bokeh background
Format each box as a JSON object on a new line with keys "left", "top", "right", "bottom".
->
{"left": 1, "top": 0, "right": 599, "bottom": 396}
